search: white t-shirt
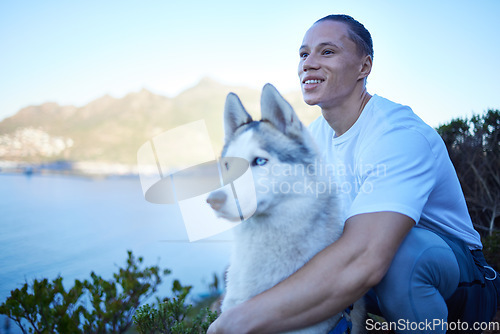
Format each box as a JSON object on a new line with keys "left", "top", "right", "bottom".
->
{"left": 308, "top": 95, "right": 482, "bottom": 249}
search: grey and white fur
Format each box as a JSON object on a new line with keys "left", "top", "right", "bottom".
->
{"left": 207, "top": 84, "right": 365, "bottom": 333}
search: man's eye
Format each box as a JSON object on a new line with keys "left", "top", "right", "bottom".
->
{"left": 300, "top": 52, "right": 309, "bottom": 59}
{"left": 323, "top": 49, "right": 334, "bottom": 55}
{"left": 252, "top": 157, "right": 268, "bottom": 166}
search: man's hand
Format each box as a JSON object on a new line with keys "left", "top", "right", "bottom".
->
{"left": 207, "top": 317, "right": 222, "bottom": 334}
{"left": 207, "top": 303, "right": 252, "bottom": 334}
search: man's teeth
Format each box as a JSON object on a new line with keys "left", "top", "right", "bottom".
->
{"left": 304, "top": 80, "right": 323, "bottom": 84}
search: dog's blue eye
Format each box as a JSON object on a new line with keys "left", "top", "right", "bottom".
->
{"left": 253, "top": 157, "right": 268, "bottom": 166}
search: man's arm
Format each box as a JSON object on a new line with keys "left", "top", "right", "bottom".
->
{"left": 207, "top": 211, "right": 415, "bottom": 334}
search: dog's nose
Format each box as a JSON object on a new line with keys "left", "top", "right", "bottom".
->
{"left": 207, "top": 191, "right": 227, "bottom": 210}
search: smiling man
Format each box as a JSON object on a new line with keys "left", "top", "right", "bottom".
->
{"left": 208, "top": 14, "right": 499, "bottom": 334}
{"left": 299, "top": 18, "right": 372, "bottom": 137}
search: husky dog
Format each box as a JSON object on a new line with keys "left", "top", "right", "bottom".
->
{"left": 207, "top": 84, "right": 365, "bottom": 333}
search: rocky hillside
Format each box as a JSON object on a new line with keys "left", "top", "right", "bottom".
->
{"left": 0, "top": 78, "right": 320, "bottom": 165}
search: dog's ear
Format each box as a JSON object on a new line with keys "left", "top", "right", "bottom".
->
{"left": 224, "top": 92, "right": 253, "bottom": 143}
{"left": 260, "top": 83, "right": 303, "bottom": 137}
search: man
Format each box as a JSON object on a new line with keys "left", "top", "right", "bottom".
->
{"left": 208, "top": 15, "right": 498, "bottom": 333}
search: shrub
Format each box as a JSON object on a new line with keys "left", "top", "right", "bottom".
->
{"left": 482, "top": 232, "right": 500, "bottom": 271}
{"left": 0, "top": 251, "right": 168, "bottom": 333}
{"left": 133, "top": 279, "right": 218, "bottom": 334}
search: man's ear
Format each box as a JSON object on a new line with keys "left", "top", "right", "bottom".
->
{"left": 224, "top": 92, "right": 252, "bottom": 143}
{"left": 260, "top": 83, "right": 303, "bottom": 137}
{"left": 358, "top": 54, "right": 372, "bottom": 81}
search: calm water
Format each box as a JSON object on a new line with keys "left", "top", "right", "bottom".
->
{"left": 0, "top": 173, "right": 231, "bottom": 332}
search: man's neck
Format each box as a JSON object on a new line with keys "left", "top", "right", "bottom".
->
{"left": 321, "top": 89, "right": 372, "bottom": 137}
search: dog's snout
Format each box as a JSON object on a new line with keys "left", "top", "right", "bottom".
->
{"left": 207, "top": 191, "right": 227, "bottom": 210}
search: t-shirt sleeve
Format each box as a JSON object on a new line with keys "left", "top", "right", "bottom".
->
{"left": 346, "top": 128, "right": 437, "bottom": 224}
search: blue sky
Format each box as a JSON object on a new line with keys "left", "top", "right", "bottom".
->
{"left": 1, "top": 0, "right": 499, "bottom": 127}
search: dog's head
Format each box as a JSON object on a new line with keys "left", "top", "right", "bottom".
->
{"left": 207, "top": 84, "right": 318, "bottom": 221}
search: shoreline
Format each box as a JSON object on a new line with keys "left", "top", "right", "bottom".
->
{"left": 0, "top": 160, "right": 140, "bottom": 178}
{"left": 0, "top": 160, "right": 218, "bottom": 179}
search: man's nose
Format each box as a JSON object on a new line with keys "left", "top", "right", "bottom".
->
{"left": 301, "top": 54, "right": 320, "bottom": 72}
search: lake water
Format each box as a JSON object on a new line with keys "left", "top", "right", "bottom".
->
{"left": 0, "top": 173, "right": 232, "bottom": 332}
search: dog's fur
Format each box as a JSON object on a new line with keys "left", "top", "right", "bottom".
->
{"left": 207, "top": 84, "right": 365, "bottom": 333}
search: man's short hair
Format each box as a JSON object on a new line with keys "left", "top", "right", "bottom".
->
{"left": 315, "top": 14, "right": 374, "bottom": 59}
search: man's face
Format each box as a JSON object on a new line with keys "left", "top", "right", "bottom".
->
{"left": 298, "top": 20, "right": 367, "bottom": 109}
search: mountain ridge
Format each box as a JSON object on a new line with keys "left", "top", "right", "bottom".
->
{"left": 0, "top": 78, "right": 320, "bottom": 165}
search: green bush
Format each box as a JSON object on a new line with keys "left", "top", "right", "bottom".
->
{"left": 0, "top": 251, "right": 220, "bottom": 333}
{"left": 482, "top": 232, "right": 500, "bottom": 271}
{"left": 133, "top": 279, "right": 218, "bottom": 334}
{"left": 0, "top": 251, "right": 168, "bottom": 333}
{"left": 437, "top": 109, "right": 500, "bottom": 236}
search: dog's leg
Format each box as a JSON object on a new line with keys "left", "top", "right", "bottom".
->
{"left": 350, "top": 298, "right": 367, "bottom": 334}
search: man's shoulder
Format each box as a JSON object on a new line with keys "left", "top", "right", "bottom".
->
{"left": 369, "top": 94, "right": 398, "bottom": 108}
{"left": 366, "top": 95, "right": 436, "bottom": 138}
{"left": 361, "top": 95, "right": 446, "bottom": 160}
{"left": 368, "top": 95, "right": 413, "bottom": 120}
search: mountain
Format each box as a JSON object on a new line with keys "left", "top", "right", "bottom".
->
{"left": 0, "top": 78, "right": 320, "bottom": 165}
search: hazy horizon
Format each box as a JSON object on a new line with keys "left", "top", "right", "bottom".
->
{"left": 1, "top": 0, "right": 499, "bottom": 127}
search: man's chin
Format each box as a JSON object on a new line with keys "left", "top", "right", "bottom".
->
{"left": 300, "top": 90, "right": 319, "bottom": 105}
{"left": 302, "top": 96, "right": 319, "bottom": 106}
